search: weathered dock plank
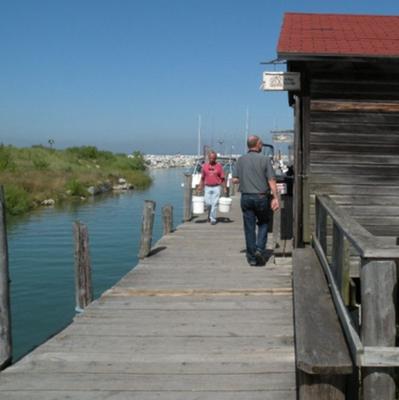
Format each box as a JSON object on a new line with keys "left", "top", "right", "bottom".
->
{"left": 0, "top": 195, "right": 295, "bottom": 399}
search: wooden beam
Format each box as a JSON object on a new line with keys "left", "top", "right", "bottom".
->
{"left": 138, "top": 200, "right": 156, "bottom": 259}
{"left": 162, "top": 204, "right": 173, "bottom": 235}
{"left": 183, "top": 173, "right": 192, "bottom": 222}
{"left": 293, "top": 95, "right": 302, "bottom": 247}
{"left": 0, "top": 186, "right": 11, "bottom": 369}
{"left": 362, "top": 347, "right": 399, "bottom": 367}
{"left": 315, "top": 196, "right": 327, "bottom": 254}
{"left": 293, "top": 248, "right": 352, "bottom": 375}
{"left": 313, "top": 237, "right": 364, "bottom": 365}
{"left": 73, "top": 221, "right": 93, "bottom": 312}
{"left": 361, "top": 260, "right": 397, "bottom": 400}
{"left": 311, "top": 100, "right": 399, "bottom": 113}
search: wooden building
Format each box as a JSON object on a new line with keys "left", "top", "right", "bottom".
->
{"left": 277, "top": 13, "right": 399, "bottom": 246}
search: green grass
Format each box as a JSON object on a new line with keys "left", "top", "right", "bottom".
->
{"left": 0, "top": 144, "right": 152, "bottom": 215}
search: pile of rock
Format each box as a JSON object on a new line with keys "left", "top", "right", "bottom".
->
{"left": 87, "top": 182, "right": 113, "bottom": 196}
{"left": 144, "top": 154, "right": 196, "bottom": 169}
{"left": 41, "top": 178, "right": 134, "bottom": 207}
{"left": 112, "top": 178, "right": 134, "bottom": 191}
{"left": 41, "top": 198, "right": 55, "bottom": 206}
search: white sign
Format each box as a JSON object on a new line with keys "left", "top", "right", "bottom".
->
{"left": 272, "top": 133, "right": 294, "bottom": 144}
{"left": 262, "top": 72, "right": 300, "bottom": 91}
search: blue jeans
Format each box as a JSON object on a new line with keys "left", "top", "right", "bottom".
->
{"left": 240, "top": 194, "right": 270, "bottom": 262}
{"left": 204, "top": 186, "right": 221, "bottom": 223}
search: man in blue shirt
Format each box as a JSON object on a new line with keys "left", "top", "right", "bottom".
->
{"left": 233, "top": 135, "right": 280, "bottom": 266}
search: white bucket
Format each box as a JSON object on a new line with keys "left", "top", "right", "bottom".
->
{"left": 191, "top": 173, "right": 202, "bottom": 189}
{"left": 218, "top": 197, "right": 232, "bottom": 213}
{"left": 192, "top": 196, "right": 205, "bottom": 214}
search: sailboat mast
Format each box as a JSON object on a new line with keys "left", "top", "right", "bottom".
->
{"left": 244, "top": 107, "right": 249, "bottom": 153}
{"left": 197, "top": 114, "right": 201, "bottom": 157}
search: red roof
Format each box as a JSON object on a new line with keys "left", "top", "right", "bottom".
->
{"left": 278, "top": 13, "right": 399, "bottom": 59}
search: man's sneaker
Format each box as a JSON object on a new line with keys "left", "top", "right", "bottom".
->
{"left": 246, "top": 255, "right": 258, "bottom": 266}
{"left": 255, "top": 251, "right": 266, "bottom": 266}
{"left": 211, "top": 220, "right": 217, "bottom": 225}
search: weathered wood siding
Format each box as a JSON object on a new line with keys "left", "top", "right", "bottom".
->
{"left": 300, "top": 61, "right": 399, "bottom": 237}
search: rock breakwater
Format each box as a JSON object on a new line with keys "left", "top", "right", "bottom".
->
{"left": 144, "top": 154, "right": 196, "bottom": 169}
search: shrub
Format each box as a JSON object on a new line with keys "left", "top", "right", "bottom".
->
{"left": 122, "top": 170, "right": 152, "bottom": 188}
{"left": 129, "top": 151, "right": 146, "bottom": 170}
{"left": 66, "top": 179, "right": 88, "bottom": 197}
{"left": 32, "top": 155, "right": 50, "bottom": 170}
{"left": 96, "top": 150, "right": 115, "bottom": 162}
{"left": 0, "top": 144, "right": 13, "bottom": 171}
{"left": 66, "top": 146, "right": 99, "bottom": 160}
{"left": 4, "top": 184, "right": 32, "bottom": 215}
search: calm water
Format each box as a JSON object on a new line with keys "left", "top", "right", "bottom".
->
{"left": 8, "top": 168, "right": 186, "bottom": 361}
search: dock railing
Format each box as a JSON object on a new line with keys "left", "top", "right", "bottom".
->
{"left": 314, "top": 194, "right": 399, "bottom": 399}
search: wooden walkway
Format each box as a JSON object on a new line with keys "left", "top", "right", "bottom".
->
{"left": 0, "top": 196, "right": 296, "bottom": 399}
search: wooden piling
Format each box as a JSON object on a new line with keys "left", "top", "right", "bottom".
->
{"left": 73, "top": 221, "right": 93, "bottom": 312}
{"left": 183, "top": 173, "right": 192, "bottom": 222}
{"left": 361, "top": 260, "right": 397, "bottom": 400}
{"left": 162, "top": 204, "right": 173, "bottom": 235}
{"left": 229, "top": 181, "right": 236, "bottom": 196}
{"left": 138, "top": 200, "right": 156, "bottom": 259}
{"left": 0, "top": 186, "right": 11, "bottom": 369}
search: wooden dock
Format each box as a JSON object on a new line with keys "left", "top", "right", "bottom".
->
{"left": 0, "top": 196, "right": 296, "bottom": 399}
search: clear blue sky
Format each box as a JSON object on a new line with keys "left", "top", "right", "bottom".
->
{"left": 1, "top": 0, "right": 398, "bottom": 154}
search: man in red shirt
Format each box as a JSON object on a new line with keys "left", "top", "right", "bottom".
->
{"left": 198, "top": 151, "right": 227, "bottom": 225}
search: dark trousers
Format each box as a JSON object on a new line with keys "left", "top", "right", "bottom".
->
{"left": 240, "top": 194, "right": 270, "bottom": 262}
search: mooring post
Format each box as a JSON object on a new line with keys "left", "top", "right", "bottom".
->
{"left": 162, "top": 204, "right": 173, "bottom": 235}
{"left": 0, "top": 186, "right": 12, "bottom": 369}
{"left": 229, "top": 181, "right": 236, "bottom": 196}
{"left": 183, "top": 173, "right": 192, "bottom": 222}
{"left": 73, "top": 221, "right": 93, "bottom": 312}
{"left": 138, "top": 200, "right": 156, "bottom": 259}
{"left": 361, "top": 259, "right": 397, "bottom": 400}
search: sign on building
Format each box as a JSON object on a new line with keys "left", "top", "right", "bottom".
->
{"left": 271, "top": 130, "right": 294, "bottom": 144}
{"left": 262, "top": 72, "right": 300, "bottom": 91}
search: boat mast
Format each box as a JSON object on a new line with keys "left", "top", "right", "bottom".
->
{"left": 244, "top": 107, "right": 249, "bottom": 153}
{"left": 197, "top": 114, "right": 201, "bottom": 157}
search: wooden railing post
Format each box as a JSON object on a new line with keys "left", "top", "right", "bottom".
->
{"left": 0, "top": 186, "right": 12, "bottom": 369}
{"left": 138, "top": 200, "right": 156, "bottom": 259}
{"left": 272, "top": 205, "right": 282, "bottom": 250}
{"left": 331, "top": 222, "right": 342, "bottom": 281}
{"left": 331, "top": 222, "right": 351, "bottom": 305}
{"left": 183, "top": 173, "right": 192, "bottom": 222}
{"left": 315, "top": 196, "right": 327, "bottom": 254}
{"left": 73, "top": 221, "right": 93, "bottom": 312}
{"left": 361, "top": 259, "right": 397, "bottom": 400}
{"left": 162, "top": 204, "right": 173, "bottom": 235}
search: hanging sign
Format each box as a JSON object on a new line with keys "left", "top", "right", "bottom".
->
{"left": 271, "top": 129, "right": 294, "bottom": 143}
{"left": 272, "top": 133, "right": 294, "bottom": 143}
{"left": 262, "top": 72, "right": 300, "bottom": 91}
